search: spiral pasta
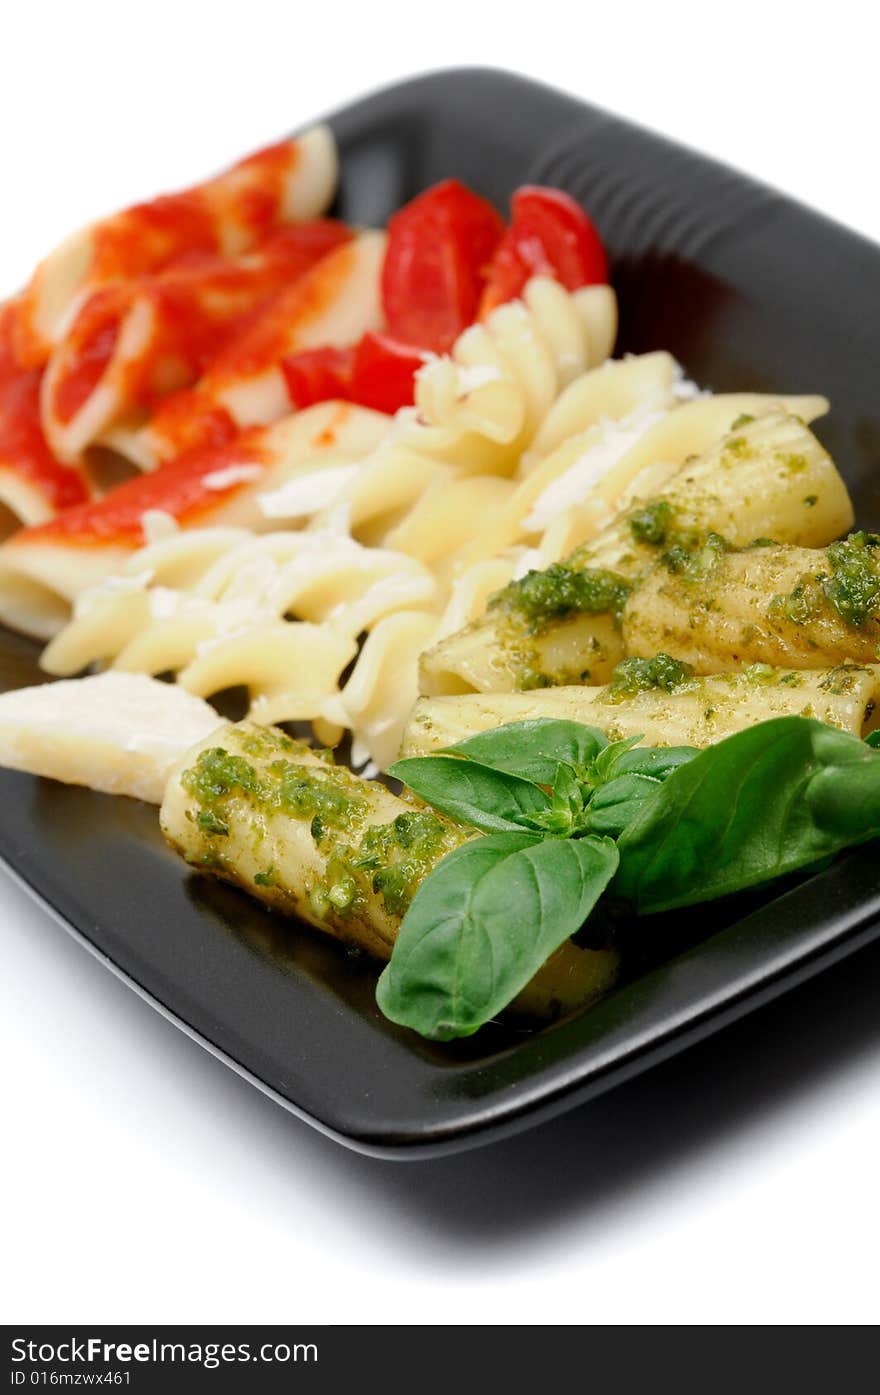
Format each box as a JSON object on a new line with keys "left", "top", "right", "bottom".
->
{"left": 323, "top": 609, "right": 441, "bottom": 771}
{"left": 43, "top": 527, "right": 438, "bottom": 662}
{"left": 413, "top": 278, "right": 617, "bottom": 455}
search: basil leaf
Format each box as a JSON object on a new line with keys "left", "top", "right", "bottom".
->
{"left": 389, "top": 755, "right": 550, "bottom": 834}
{"left": 608, "top": 746, "right": 698, "bottom": 780}
{"left": 442, "top": 719, "right": 608, "bottom": 786}
{"left": 865, "top": 730, "right": 880, "bottom": 749}
{"left": 586, "top": 772, "right": 664, "bottom": 839}
{"left": 615, "top": 716, "right": 880, "bottom": 912}
{"left": 806, "top": 731, "right": 880, "bottom": 840}
{"left": 376, "top": 832, "right": 619, "bottom": 1039}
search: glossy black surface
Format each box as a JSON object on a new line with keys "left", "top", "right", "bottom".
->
{"left": 3, "top": 68, "right": 880, "bottom": 1157}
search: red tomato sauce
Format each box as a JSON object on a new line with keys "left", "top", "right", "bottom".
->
{"left": 203, "top": 235, "right": 358, "bottom": 380}
{"left": 146, "top": 234, "right": 357, "bottom": 460}
{"left": 10, "top": 428, "right": 271, "bottom": 547}
{"left": 0, "top": 307, "right": 89, "bottom": 510}
{"left": 141, "top": 392, "right": 240, "bottom": 461}
{"left": 88, "top": 138, "right": 305, "bottom": 283}
{"left": 50, "top": 287, "right": 125, "bottom": 425}
{"left": 11, "top": 399, "right": 361, "bottom": 548}
{"left": 48, "top": 221, "right": 352, "bottom": 430}
{"left": 232, "top": 140, "right": 305, "bottom": 241}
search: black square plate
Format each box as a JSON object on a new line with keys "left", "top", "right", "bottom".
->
{"left": 4, "top": 68, "right": 880, "bottom": 1157}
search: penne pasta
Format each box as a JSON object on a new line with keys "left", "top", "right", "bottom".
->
{"left": 132, "top": 231, "right": 387, "bottom": 466}
{"left": 41, "top": 222, "right": 353, "bottom": 465}
{"left": 14, "top": 126, "right": 339, "bottom": 367}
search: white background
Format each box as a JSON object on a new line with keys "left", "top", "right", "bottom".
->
{"left": 3, "top": 0, "right": 880, "bottom": 1326}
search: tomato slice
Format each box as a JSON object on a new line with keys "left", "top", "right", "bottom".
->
{"left": 281, "top": 334, "right": 427, "bottom": 416}
{"left": 480, "top": 186, "right": 608, "bottom": 315}
{"left": 350, "top": 333, "right": 426, "bottom": 414}
{"left": 281, "top": 346, "right": 356, "bottom": 410}
{"left": 382, "top": 180, "right": 505, "bottom": 353}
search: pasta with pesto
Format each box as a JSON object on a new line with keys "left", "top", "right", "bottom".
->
{"left": 420, "top": 410, "right": 852, "bottom": 694}
{"left": 401, "top": 662, "right": 880, "bottom": 756}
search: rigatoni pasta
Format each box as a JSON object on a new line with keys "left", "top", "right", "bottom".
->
{"left": 624, "top": 535, "right": 880, "bottom": 671}
{"left": 420, "top": 411, "right": 854, "bottom": 696}
{"left": 160, "top": 721, "right": 620, "bottom": 1018}
{"left": 401, "top": 662, "right": 880, "bottom": 755}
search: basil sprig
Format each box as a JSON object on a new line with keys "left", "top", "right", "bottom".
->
{"left": 380, "top": 720, "right": 693, "bottom": 1038}
{"left": 377, "top": 716, "right": 880, "bottom": 1041}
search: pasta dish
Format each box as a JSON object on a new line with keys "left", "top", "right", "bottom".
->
{"left": 1, "top": 126, "right": 879, "bottom": 1041}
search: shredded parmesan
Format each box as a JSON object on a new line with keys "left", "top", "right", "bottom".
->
{"left": 257, "top": 463, "right": 360, "bottom": 520}
{"left": 202, "top": 463, "right": 264, "bottom": 491}
{"left": 141, "top": 509, "right": 179, "bottom": 542}
{"left": 524, "top": 403, "right": 670, "bottom": 534}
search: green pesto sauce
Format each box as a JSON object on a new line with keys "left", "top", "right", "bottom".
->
{"left": 661, "top": 532, "right": 729, "bottom": 583}
{"left": 195, "top": 848, "right": 226, "bottom": 870}
{"left": 181, "top": 748, "right": 263, "bottom": 808}
{"left": 196, "top": 808, "right": 229, "bottom": 837}
{"left": 269, "top": 760, "right": 364, "bottom": 827}
{"left": 515, "top": 663, "right": 595, "bottom": 692}
{"left": 628, "top": 499, "right": 677, "bottom": 548}
{"left": 313, "top": 810, "right": 456, "bottom": 921}
{"left": 742, "top": 662, "right": 777, "bottom": 687}
{"left": 769, "top": 577, "right": 825, "bottom": 627}
{"left": 818, "top": 664, "right": 866, "bottom": 696}
{"left": 779, "top": 452, "right": 808, "bottom": 474}
{"left": 769, "top": 534, "right": 880, "bottom": 633}
{"left": 516, "top": 668, "right": 555, "bottom": 692}
{"left": 237, "top": 727, "right": 308, "bottom": 760}
{"left": 491, "top": 564, "right": 632, "bottom": 632}
{"left": 741, "top": 662, "right": 804, "bottom": 688}
{"left": 606, "top": 652, "right": 694, "bottom": 701}
{"left": 823, "top": 532, "right": 880, "bottom": 628}
{"left": 723, "top": 434, "right": 752, "bottom": 461}
{"left": 180, "top": 741, "right": 365, "bottom": 842}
